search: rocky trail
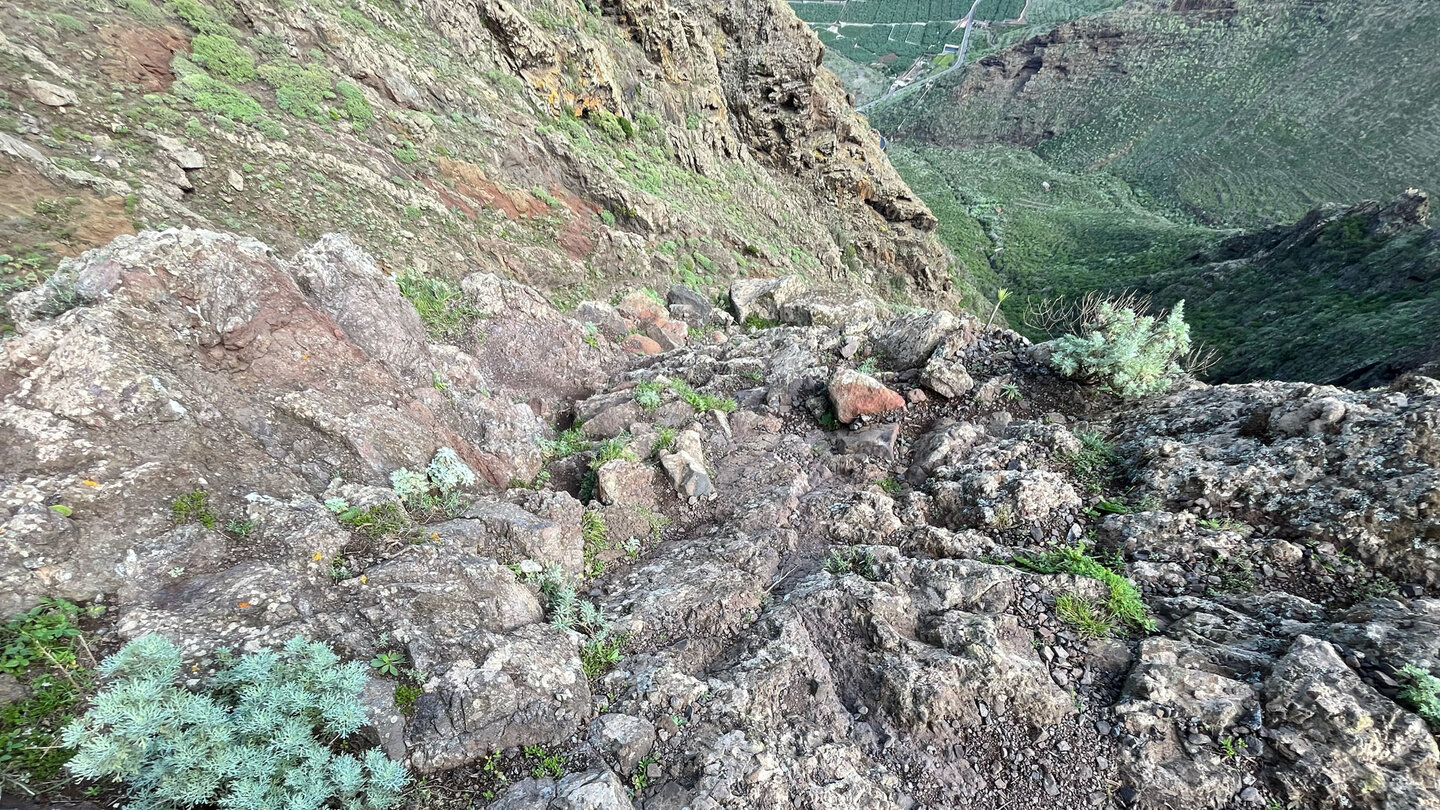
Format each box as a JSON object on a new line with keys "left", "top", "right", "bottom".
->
{"left": 3, "top": 229, "right": 1438, "bottom": 810}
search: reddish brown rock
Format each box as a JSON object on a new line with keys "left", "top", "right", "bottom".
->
{"left": 829, "top": 368, "right": 905, "bottom": 424}
{"left": 644, "top": 319, "right": 688, "bottom": 351}
{"left": 616, "top": 291, "right": 668, "bottom": 325}
{"left": 620, "top": 333, "right": 663, "bottom": 355}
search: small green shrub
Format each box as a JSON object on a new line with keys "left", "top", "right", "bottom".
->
{"left": 1398, "top": 664, "right": 1440, "bottom": 730}
{"left": 824, "top": 548, "right": 879, "bottom": 580}
{"left": 171, "top": 489, "right": 217, "bottom": 529}
{"left": 388, "top": 447, "right": 477, "bottom": 513}
{"left": 651, "top": 427, "right": 677, "bottom": 456}
{"left": 633, "top": 381, "right": 665, "bottom": 412}
{"left": 1050, "top": 300, "right": 1191, "bottom": 399}
{"left": 255, "top": 117, "right": 287, "bottom": 139}
{"left": 252, "top": 32, "right": 287, "bottom": 58}
{"left": 427, "top": 447, "right": 477, "bottom": 494}
{"left": 258, "top": 63, "right": 334, "bottom": 119}
{"left": 64, "top": 635, "right": 409, "bottom": 809}
{"left": 121, "top": 0, "right": 168, "bottom": 23}
{"left": 540, "top": 427, "right": 591, "bottom": 461}
{"left": 175, "top": 73, "right": 264, "bottom": 123}
{"left": 591, "top": 436, "right": 638, "bottom": 470}
{"left": 335, "top": 82, "right": 373, "bottom": 129}
{"left": 524, "top": 745, "right": 566, "bottom": 779}
{"left": 393, "top": 683, "right": 422, "bottom": 713}
{"left": 190, "top": 34, "right": 255, "bottom": 82}
{"left": 165, "top": 0, "right": 225, "bottom": 34}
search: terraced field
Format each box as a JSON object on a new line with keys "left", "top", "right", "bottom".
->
{"left": 882, "top": 0, "right": 1440, "bottom": 227}
{"left": 793, "top": 0, "right": 1122, "bottom": 77}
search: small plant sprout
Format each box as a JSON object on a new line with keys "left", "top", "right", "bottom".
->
{"left": 985, "top": 288, "right": 1011, "bottom": 330}
{"left": 370, "top": 651, "right": 405, "bottom": 677}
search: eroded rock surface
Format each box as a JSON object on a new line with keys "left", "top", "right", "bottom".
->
{"left": 4, "top": 231, "right": 1440, "bottom": 810}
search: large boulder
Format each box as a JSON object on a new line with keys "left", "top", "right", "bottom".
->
{"left": 870, "top": 310, "right": 959, "bottom": 369}
{"left": 1264, "top": 635, "right": 1440, "bottom": 810}
{"left": 728, "top": 275, "right": 805, "bottom": 325}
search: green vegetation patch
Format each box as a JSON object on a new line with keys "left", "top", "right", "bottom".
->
{"left": 174, "top": 73, "right": 265, "bottom": 123}
{"left": 64, "top": 635, "right": 409, "bottom": 808}
{"left": 1013, "top": 544, "right": 1154, "bottom": 634}
{"left": 190, "top": 33, "right": 255, "bottom": 82}
{"left": 395, "top": 270, "right": 483, "bottom": 341}
{"left": 0, "top": 599, "right": 96, "bottom": 791}
{"left": 258, "top": 62, "right": 334, "bottom": 119}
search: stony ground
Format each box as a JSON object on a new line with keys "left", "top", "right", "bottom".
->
{"left": 3, "top": 228, "right": 1438, "bottom": 809}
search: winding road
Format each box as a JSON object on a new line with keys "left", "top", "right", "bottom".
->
{"left": 857, "top": 0, "right": 984, "bottom": 112}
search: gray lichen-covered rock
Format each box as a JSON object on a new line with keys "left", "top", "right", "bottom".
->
{"left": 1264, "top": 635, "right": 1440, "bottom": 810}
{"left": 728, "top": 275, "right": 806, "bottom": 325}
{"left": 870, "top": 309, "right": 959, "bottom": 369}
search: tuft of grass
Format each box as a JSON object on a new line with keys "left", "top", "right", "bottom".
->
{"left": 581, "top": 509, "right": 607, "bottom": 578}
{"left": 590, "top": 436, "right": 638, "bottom": 470}
{"left": 395, "top": 270, "right": 483, "bottom": 341}
{"left": 1013, "top": 544, "right": 1154, "bottom": 634}
{"left": 540, "top": 426, "right": 591, "bottom": 461}
{"left": 668, "top": 379, "right": 736, "bottom": 413}
{"left": 171, "top": 490, "right": 217, "bottom": 529}
{"left": 1064, "top": 430, "right": 1120, "bottom": 495}
{"left": 581, "top": 509, "right": 606, "bottom": 548}
{"left": 823, "top": 548, "right": 879, "bottom": 580}
{"left": 1054, "top": 593, "right": 1116, "bottom": 638}
{"left": 224, "top": 519, "right": 255, "bottom": 537}
{"left": 876, "top": 477, "right": 901, "bottom": 496}
{"left": 335, "top": 502, "right": 410, "bottom": 539}
{"left": 651, "top": 427, "right": 677, "bottom": 456}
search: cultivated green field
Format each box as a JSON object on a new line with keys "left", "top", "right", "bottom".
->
{"left": 792, "top": 0, "right": 1122, "bottom": 76}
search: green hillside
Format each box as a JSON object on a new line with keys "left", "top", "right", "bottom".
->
{"left": 880, "top": 0, "right": 1440, "bottom": 228}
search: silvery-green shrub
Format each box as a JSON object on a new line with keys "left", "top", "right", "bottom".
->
{"left": 1050, "top": 300, "right": 1191, "bottom": 399}
{"left": 63, "top": 635, "right": 409, "bottom": 810}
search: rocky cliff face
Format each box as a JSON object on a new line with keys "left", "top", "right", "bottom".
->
{"left": 4, "top": 228, "right": 1439, "bottom": 809}
{"left": 0, "top": 0, "right": 960, "bottom": 341}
